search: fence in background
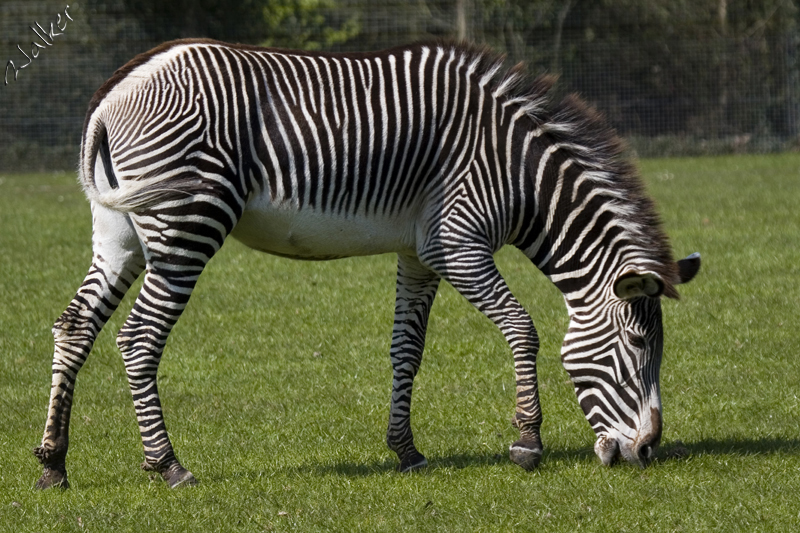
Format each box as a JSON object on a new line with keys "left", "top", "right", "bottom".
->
{"left": 2, "top": 0, "right": 798, "bottom": 172}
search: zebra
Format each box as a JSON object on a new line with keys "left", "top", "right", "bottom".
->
{"left": 34, "top": 39, "right": 700, "bottom": 489}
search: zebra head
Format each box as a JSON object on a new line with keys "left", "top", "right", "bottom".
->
{"left": 561, "top": 253, "right": 701, "bottom": 467}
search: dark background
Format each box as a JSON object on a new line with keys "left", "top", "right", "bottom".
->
{"left": 1, "top": 0, "right": 797, "bottom": 171}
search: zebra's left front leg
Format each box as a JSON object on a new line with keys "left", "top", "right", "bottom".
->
{"left": 432, "top": 250, "right": 544, "bottom": 471}
{"left": 387, "top": 254, "right": 440, "bottom": 472}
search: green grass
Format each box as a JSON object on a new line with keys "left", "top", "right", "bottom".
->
{"left": 1, "top": 154, "right": 799, "bottom": 531}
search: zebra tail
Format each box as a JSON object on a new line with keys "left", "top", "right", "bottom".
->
{"left": 79, "top": 114, "right": 193, "bottom": 213}
{"left": 78, "top": 111, "right": 107, "bottom": 201}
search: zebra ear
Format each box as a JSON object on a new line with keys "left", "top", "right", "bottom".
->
{"left": 676, "top": 252, "right": 701, "bottom": 284}
{"left": 613, "top": 272, "right": 665, "bottom": 300}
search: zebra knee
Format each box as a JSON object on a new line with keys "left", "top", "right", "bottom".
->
{"left": 52, "top": 302, "right": 94, "bottom": 342}
{"left": 506, "top": 313, "right": 539, "bottom": 352}
{"left": 51, "top": 318, "right": 75, "bottom": 346}
{"left": 116, "top": 325, "right": 146, "bottom": 365}
{"left": 115, "top": 328, "right": 134, "bottom": 356}
{"left": 116, "top": 325, "right": 163, "bottom": 384}
{"left": 50, "top": 306, "right": 97, "bottom": 378}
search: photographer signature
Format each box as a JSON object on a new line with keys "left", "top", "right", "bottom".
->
{"left": 5, "top": 5, "right": 73, "bottom": 86}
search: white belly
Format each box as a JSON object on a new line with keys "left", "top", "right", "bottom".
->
{"left": 231, "top": 200, "right": 418, "bottom": 260}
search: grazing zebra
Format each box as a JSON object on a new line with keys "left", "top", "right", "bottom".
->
{"left": 34, "top": 39, "right": 700, "bottom": 489}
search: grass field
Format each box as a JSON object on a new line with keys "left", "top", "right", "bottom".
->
{"left": 1, "top": 154, "right": 799, "bottom": 531}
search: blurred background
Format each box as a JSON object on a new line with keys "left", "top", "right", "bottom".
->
{"left": 1, "top": 0, "right": 798, "bottom": 171}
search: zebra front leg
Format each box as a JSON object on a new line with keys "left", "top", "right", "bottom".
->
{"left": 432, "top": 250, "right": 543, "bottom": 470}
{"left": 387, "top": 255, "right": 440, "bottom": 472}
{"left": 35, "top": 203, "right": 145, "bottom": 489}
{"left": 505, "top": 307, "right": 543, "bottom": 471}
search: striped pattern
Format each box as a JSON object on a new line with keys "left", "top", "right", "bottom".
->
{"left": 35, "top": 39, "right": 698, "bottom": 489}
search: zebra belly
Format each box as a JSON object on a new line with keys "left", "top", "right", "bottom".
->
{"left": 231, "top": 204, "right": 417, "bottom": 260}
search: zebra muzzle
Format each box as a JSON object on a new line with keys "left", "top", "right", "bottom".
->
{"left": 594, "top": 435, "right": 620, "bottom": 466}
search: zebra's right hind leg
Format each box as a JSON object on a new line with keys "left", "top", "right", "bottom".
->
{"left": 115, "top": 266, "right": 201, "bottom": 488}
{"left": 386, "top": 254, "right": 440, "bottom": 472}
{"left": 35, "top": 202, "right": 145, "bottom": 489}
{"left": 113, "top": 204, "right": 230, "bottom": 488}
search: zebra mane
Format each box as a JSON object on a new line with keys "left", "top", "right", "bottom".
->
{"left": 448, "top": 43, "right": 679, "bottom": 293}
{"left": 547, "top": 95, "right": 679, "bottom": 295}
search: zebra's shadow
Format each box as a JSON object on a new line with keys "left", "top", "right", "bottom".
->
{"left": 290, "top": 438, "right": 800, "bottom": 478}
{"left": 288, "top": 449, "right": 591, "bottom": 477}
{"left": 283, "top": 452, "right": 516, "bottom": 478}
{"left": 664, "top": 437, "right": 800, "bottom": 458}
{"left": 214, "top": 438, "right": 800, "bottom": 483}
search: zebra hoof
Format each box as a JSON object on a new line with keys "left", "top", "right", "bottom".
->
{"left": 397, "top": 451, "right": 428, "bottom": 473}
{"left": 509, "top": 441, "right": 542, "bottom": 471}
{"left": 167, "top": 469, "right": 197, "bottom": 488}
{"left": 34, "top": 466, "right": 70, "bottom": 490}
{"left": 143, "top": 461, "right": 198, "bottom": 488}
{"left": 162, "top": 464, "right": 198, "bottom": 488}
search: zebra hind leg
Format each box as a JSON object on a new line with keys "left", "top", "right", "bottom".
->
{"left": 116, "top": 207, "right": 229, "bottom": 488}
{"left": 115, "top": 265, "right": 201, "bottom": 487}
{"left": 387, "top": 255, "right": 440, "bottom": 472}
{"left": 35, "top": 203, "right": 145, "bottom": 489}
{"left": 116, "top": 267, "right": 202, "bottom": 487}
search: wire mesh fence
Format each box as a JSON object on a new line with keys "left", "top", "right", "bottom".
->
{"left": 2, "top": 0, "right": 798, "bottom": 171}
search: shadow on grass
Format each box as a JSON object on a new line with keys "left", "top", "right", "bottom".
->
{"left": 660, "top": 437, "right": 800, "bottom": 462}
{"left": 207, "top": 438, "right": 800, "bottom": 483}
{"left": 291, "top": 438, "right": 800, "bottom": 477}
{"left": 284, "top": 452, "right": 513, "bottom": 478}
{"left": 290, "top": 458, "right": 397, "bottom": 477}
{"left": 288, "top": 447, "right": 599, "bottom": 478}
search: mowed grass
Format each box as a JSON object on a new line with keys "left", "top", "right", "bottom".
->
{"left": 1, "top": 154, "right": 799, "bottom": 531}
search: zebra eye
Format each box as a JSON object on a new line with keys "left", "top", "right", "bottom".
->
{"left": 627, "top": 333, "right": 647, "bottom": 350}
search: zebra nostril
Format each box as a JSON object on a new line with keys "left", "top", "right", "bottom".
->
{"left": 636, "top": 441, "right": 657, "bottom": 466}
{"left": 640, "top": 445, "right": 652, "bottom": 459}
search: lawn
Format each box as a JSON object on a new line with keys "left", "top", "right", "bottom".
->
{"left": 1, "top": 154, "right": 799, "bottom": 531}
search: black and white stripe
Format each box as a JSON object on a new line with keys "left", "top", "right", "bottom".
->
{"left": 34, "top": 40, "right": 699, "bottom": 489}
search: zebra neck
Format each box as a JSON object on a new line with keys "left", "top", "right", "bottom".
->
{"left": 511, "top": 146, "right": 653, "bottom": 299}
